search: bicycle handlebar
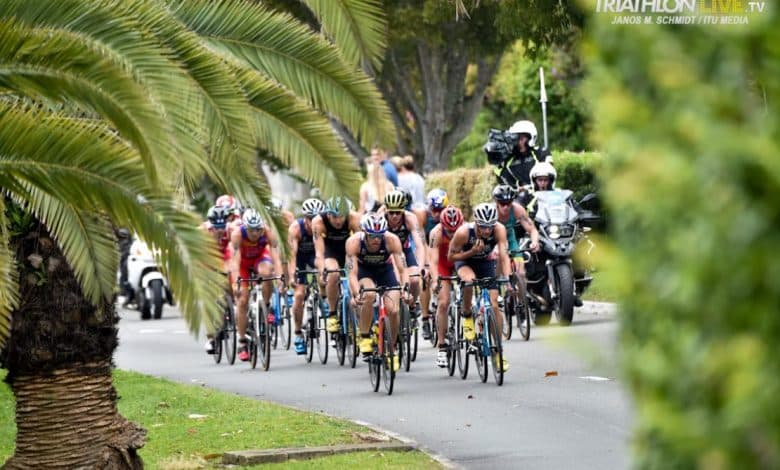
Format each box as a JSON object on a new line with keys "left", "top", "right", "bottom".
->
{"left": 359, "top": 285, "right": 403, "bottom": 295}
{"left": 235, "top": 275, "right": 283, "bottom": 288}
{"left": 461, "top": 277, "right": 509, "bottom": 288}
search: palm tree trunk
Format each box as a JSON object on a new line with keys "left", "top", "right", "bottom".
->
{"left": 4, "top": 361, "right": 145, "bottom": 469}
{"left": 2, "top": 223, "right": 145, "bottom": 469}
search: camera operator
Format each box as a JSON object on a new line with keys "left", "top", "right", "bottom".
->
{"left": 487, "top": 120, "right": 551, "bottom": 192}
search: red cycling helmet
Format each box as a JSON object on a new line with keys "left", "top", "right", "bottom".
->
{"left": 440, "top": 205, "right": 463, "bottom": 233}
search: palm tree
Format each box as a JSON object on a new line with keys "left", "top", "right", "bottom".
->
{"left": 0, "top": 0, "right": 392, "bottom": 467}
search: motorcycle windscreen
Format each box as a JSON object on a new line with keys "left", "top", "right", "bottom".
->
{"left": 535, "top": 190, "right": 575, "bottom": 225}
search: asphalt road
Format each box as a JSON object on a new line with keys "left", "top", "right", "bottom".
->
{"left": 115, "top": 301, "right": 632, "bottom": 469}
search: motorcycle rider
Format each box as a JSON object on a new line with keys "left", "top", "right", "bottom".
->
{"left": 493, "top": 120, "right": 552, "bottom": 191}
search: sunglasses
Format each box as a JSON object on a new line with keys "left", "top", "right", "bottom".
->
{"left": 366, "top": 233, "right": 383, "bottom": 240}
{"left": 388, "top": 211, "right": 404, "bottom": 216}
{"left": 476, "top": 224, "right": 494, "bottom": 230}
{"left": 497, "top": 201, "right": 512, "bottom": 207}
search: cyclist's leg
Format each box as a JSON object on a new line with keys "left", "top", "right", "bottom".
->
{"left": 236, "top": 264, "right": 252, "bottom": 339}
{"left": 475, "top": 259, "right": 502, "bottom": 333}
{"left": 378, "top": 268, "right": 401, "bottom": 344}
{"left": 324, "top": 257, "right": 341, "bottom": 314}
{"left": 405, "top": 247, "right": 420, "bottom": 302}
{"left": 357, "top": 276, "right": 377, "bottom": 355}
{"left": 292, "top": 269, "right": 308, "bottom": 332}
{"left": 436, "top": 280, "right": 451, "bottom": 348}
{"left": 256, "top": 259, "right": 274, "bottom": 320}
{"left": 456, "top": 263, "right": 477, "bottom": 341}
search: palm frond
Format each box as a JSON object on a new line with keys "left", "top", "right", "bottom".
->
{"left": 234, "top": 66, "right": 362, "bottom": 201}
{"left": 0, "top": 102, "right": 225, "bottom": 336}
{"left": 21, "top": 186, "right": 118, "bottom": 307}
{"left": 169, "top": 0, "right": 394, "bottom": 148}
{"left": 299, "top": 0, "right": 387, "bottom": 70}
{"left": 0, "top": 195, "right": 20, "bottom": 347}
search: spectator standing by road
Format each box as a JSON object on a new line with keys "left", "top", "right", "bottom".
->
{"left": 397, "top": 155, "right": 425, "bottom": 208}
{"left": 360, "top": 161, "right": 394, "bottom": 213}
{"left": 371, "top": 146, "right": 398, "bottom": 186}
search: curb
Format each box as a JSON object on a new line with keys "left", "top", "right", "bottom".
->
{"left": 223, "top": 442, "right": 416, "bottom": 465}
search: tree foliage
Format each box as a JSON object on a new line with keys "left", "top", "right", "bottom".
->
{"left": 351, "top": 0, "right": 583, "bottom": 172}
{"left": 585, "top": 5, "right": 780, "bottom": 468}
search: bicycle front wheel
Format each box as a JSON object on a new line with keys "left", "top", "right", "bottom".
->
{"left": 446, "top": 309, "right": 457, "bottom": 377}
{"left": 336, "top": 299, "right": 347, "bottom": 366}
{"left": 347, "top": 305, "right": 358, "bottom": 369}
{"left": 456, "top": 310, "right": 469, "bottom": 380}
{"left": 282, "top": 304, "right": 292, "bottom": 350}
{"left": 487, "top": 312, "right": 504, "bottom": 386}
{"left": 382, "top": 316, "right": 395, "bottom": 395}
{"left": 400, "top": 304, "right": 411, "bottom": 372}
{"left": 259, "top": 303, "right": 271, "bottom": 371}
{"left": 519, "top": 295, "right": 531, "bottom": 341}
{"left": 475, "top": 317, "right": 488, "bottom": 383}
{"left": 503, "top": 295, "right": 514, "bottom": 340}
{"left": 224, "top": 296, "right": 237, "bottom": 365}
{"left": 317, "top": 304, "right": 329, "bottom": 364}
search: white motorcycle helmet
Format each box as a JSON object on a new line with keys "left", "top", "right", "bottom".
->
{"left": 529, "top": 161, "right": 557, "bottom": 191}
{"left": 507, "top": 120, "right": 538, "bottom": 148}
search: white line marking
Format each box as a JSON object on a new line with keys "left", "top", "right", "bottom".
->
{"left": 579, "top": 376, "right": 613, "bottom": 381}
{"left": 139, "top": 329, "right": 164, "bottom": 334}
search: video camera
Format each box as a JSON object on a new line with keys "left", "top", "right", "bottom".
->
{"left": 483, "top": 128, "right": 519, "bottom": 165}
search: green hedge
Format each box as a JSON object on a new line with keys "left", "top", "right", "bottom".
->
{"left": 426, "top": 151, "right": 602, "bottom": 219}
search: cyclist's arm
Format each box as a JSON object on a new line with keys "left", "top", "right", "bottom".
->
{"left": 388, "top": 233, "right": 408, "bottom": 288}
{"left": 447, "top": 226, "right": 472, "bottom": 262}
{"left": 229, "top": 228, "right": 242, "bottom": 283}
{"left": 514, "top": 203, "right": 539, "bottom": 248}
{"left": 428, "top": 226, "right": 440, "bottom": 286}
{"left": 349, "top": 211, "right": 362, "bottom": 232}
{"left": 413, "top": 207, "right": 426, "bottom": 231}
{"left": 495, "top": 224, "right": 511, "bottom": 278}
{"left": 312, "top": 216, "right": 325, "bottom": 273}
{"left": 267, "top": 229, "right": 284, "bottom": 280}
{"left": 407, "top": 212, "right": 427, "bottom": 269}
{"left": 345, "top": 235, "right": 360, "bottom": 298}
{"left": 287, "top": 220, "right": 300, "bottom": 283}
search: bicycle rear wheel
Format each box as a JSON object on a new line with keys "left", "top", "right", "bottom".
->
{"left": 487, "top": 313, "right": 504, "bottom": 386}
{"left": 382, "top": 316, "right": 395, "bottom": 395}
{"left": 336, "top": 299, "right": 347, "bottom": 366}
{"left": 213, "top": 332, "right": 223, "bottom": 364}
{"left": 282, "top": 304, "right": 292, "bottom": 350}
{"left": 503, "top": 295, "right": 514, "bottom": 340}
{"left": 410, "top": 317, "right": 419, "bottom": 362}
{"left": 475, "top": 318, "right": 488, "bottom": 383}
{"left": 369, "top": 330, "right": 380, "bottom": 393}
{"left": 519, "top": 295, "right": 531, "bottom": 341}
{"left": 224, "top": 296, "right": 237, "bottom": 365}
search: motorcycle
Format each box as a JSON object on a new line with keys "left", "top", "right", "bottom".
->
{"left": 523, "top": 190, "right": 599, "bottom": 326}
{"left": 126, "top": 237, "right": 174, "bottom": 320}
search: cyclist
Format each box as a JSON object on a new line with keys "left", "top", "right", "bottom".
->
{"left": 200, "top": 205, "right": 232, "bottom": 355}
{"left": 447, "top": 203, "right": 512, "bottom": 372}
{"left": 229, "top": 208, "right": 284, "bottom": 362}
{"left": 287, "top": 198, "right": 325, "bottom": 355}
{"left": 413, "top": 188, "right": 448, "bottom": 340}
{"left": 383, "top": 190, "right": 426, "bottom": 309}
{"left": 346, "top": 213, "right": 408, "bottom": 372}
{"left": 312, "top": 196, "right": 361, "bottom": 333}
{"left": 428, "top": 205, "right": 464, "bottom": 367}
{"left": 492, "top": 183, "right": 540, "bottom": 281}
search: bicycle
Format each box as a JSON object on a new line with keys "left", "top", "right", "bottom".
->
{"left": 397, "top": 277, "right": 419, "bottom": 372}
{"left": 506, "top": 247, "right": 533, "bottom": 341}
{"left": 213, "top": 292, "right": 237, "bottom": 365}
{"left": 461, "top": 277, "right": 509, "bottom": 386}
{"left": 434, "top": 276, "right": 459, "bottom": 377}
{"left": 236, "top": 274, "right": 281, "bottom": 371}
{"left": 296, "top": 269, "right": 323, "bottom": 364}
{"left": 324, "top": 268, "right": 359, "bottom": 368}
{"left": 270, "top": 283, "right": 292, "bottom": 350}
{"left": 360, "top": 285, "right": 402, "bottom": 395}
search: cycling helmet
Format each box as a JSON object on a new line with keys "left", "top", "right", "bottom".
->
{"left": 507, "top": 120, "right": 538, "bottom": 147}
{"left": 241, "top": 208, "right": 265, "bottom": 230}
{"left": 207, "top": 205, "right": 229, "bottom": 230}
{"left": 395, "top": 186, "right": 412, "bottom": 208}
{"left": 301, "top": 198, "right": 325, "bottom": 218}
{"left": 360, "top": 213, "right": 387, "bottom": 235}
{"left": 473, "top": 203, "right": 498, "bottom": 227}
{"left": 492, "top": 184, "right": 515, "bottom": 203}
{"left": 270, "top": 197, "right": 284, "bottom": 211}
{"left": 426, "top": 188, "right": 449, "bottom": 210}
{"left": 384, "top": 190, "right": 407, "bottom": 211}
{"left": 440, "top": 206, "right": 464, "bottom": 233}
{"left": 325, "top": 196, "right": 350, "bottom": 217}
{"left": 529, "top": 161, "right": 557, "bottom": 190}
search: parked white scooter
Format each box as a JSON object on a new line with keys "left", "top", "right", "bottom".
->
{"left": 127, "top": 237, "right": 173, "bottom": 320}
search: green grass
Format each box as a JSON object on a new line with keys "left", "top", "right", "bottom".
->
{"left": 582, "top": 272, "right": 618, "bottom": 303}
{"left": 0, "top": 369, "right": 440, "bottom": 469}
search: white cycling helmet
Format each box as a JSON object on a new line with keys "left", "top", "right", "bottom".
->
{"left": 507, "top": 120, "right": 538, "bottom": 147}
{"left": 301, "top": 198, "right": 325, "bottom": 217}
{"left": 360, "top": 212, "right": 388, "bottom": 235}
{"left": 473, "top": 203, "right": 498, "bottom": 227}
{"left": 529, "top": 161, "right": 557, "bottom": 190}
{"left": 241, "top": 208, "right": 265, "bottom": 230}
